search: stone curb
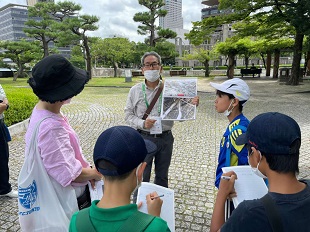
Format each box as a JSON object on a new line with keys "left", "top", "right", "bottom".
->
{"left": 8, "top": 118, "right": 29, "bottom": 136}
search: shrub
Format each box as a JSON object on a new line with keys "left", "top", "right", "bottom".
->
{"left": 4, "top": 87, "right": 37, "bottom": 126}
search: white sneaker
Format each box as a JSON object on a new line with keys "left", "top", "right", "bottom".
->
{"left": 0, "top": 190, "right": 18, "bottom": 198}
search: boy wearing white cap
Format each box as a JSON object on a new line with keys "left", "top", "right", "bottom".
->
{"left": 210, "top": 78, "right": 250, "bottom": 188}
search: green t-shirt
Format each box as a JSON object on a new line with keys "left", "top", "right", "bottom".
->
{"left": 69, "top": 200, "right": 170, "bottom": 232}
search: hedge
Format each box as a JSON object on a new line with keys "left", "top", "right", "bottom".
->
{"left": 2, "top": 85, "right": 37, "bottom": 127}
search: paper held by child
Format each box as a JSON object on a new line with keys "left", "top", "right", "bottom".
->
{"left": 137, "top": 182, "right": 175, "bottom": 232}
{"left": 222, "top": 165, "right": 268, "bottom": 208}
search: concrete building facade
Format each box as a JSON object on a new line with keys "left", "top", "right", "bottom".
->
{"left": 159, "top": 0, "right": 183, "bottom": 30}
{"left": 0, "top": 4, "right": 29, "bottom": 41}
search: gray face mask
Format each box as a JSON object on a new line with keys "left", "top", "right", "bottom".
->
{"left": 249, "top": 151, "right": 267, "bottom": 179}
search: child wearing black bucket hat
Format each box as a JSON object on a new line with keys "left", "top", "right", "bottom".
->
{"left": 18, "top": 55, "right": 102, "bottom": 231}
{"left": 70, "top": 126, "right": 170, "bottom": 232}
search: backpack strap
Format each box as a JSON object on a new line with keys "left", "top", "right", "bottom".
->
{"left": 260, "top": 194, "right": 284, "bottom": 232}
{"left": 76, "top": 208, "right": 96, "bottom": 232}
{"left": 118, "top": 211, "right": 155, "bottom": 232}
{"left": 225, "top": 125, "right": 247, "bottom": 167}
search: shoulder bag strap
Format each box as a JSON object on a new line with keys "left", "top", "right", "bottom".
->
{"left": 76, "top": 208, "right": 97, "bottom": 232}
{"left": 118, "top": 211, "right": 156, "bottom": 232}
{"left": 225, "top": 125, "right": 247, "bottom": 167}
{"left": 142, "top": 83, "right": 163, "bottom": 120}
{"left": 261, "top": 194, "right": 284, "bottom": 232}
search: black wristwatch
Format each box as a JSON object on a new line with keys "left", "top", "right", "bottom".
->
{"left": 5, "top": 104, "right": 9, "bottom": 110}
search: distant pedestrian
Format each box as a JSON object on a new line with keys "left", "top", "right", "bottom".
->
{"left": 0, "top": 84, "right": 18, "bottom": 198}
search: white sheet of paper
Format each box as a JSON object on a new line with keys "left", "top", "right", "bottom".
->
{"left": 150, "top": 116, "right": 162, "bottom": 134}
{"left": 137, "top": 182, "right": 175, "bottom": 232}
{"left": 88, "top": 180, "right": 104, "bottom": 202}
{"left": 222, "top": 166, "right": 268, "bottom": 207}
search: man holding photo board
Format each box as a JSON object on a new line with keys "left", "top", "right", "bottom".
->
{"left": 211, "top": 112, "right": 310, "bottom": 232}
{"left": 125, "top": 51, "right": 199, "bottom": 188}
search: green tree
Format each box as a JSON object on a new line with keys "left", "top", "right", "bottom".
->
{"left": 154, "top": 41, "right": 178, "bottom": 65}
{"left": 134, "top": 0, "right": 177, "bottom": 47}
{"left": 0, "top": 40, "right": 41, "bottom": 80}
{"left": 218, "top": 0, "right": 310, "bottom": 84}
{"left": 214, "top": 39, "right": 239, "bottom": 78}
{"left": 64, "top": 15, "right": 99, "bottom": 77}
{"left": 24, "top": 2, "right": 60, "bottom": 57}
{"left": 48, "top": 1, "right": 99, "bottom": 77}
{"left": 182, "top": 47, "right": 214, "bottom": 77}
{"left": 69, "top": 45, "right": 85, "bottom": 69}
{"left": 92, "top": 37, "right": 135, "bottom": 77}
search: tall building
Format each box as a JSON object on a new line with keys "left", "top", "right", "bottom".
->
{"left": 159, "top": 0, "right": 183, "bottom": 30}
{"left": 27, "top": 0, "right": 54, "bottom": 7}
{"left": 0, "top": 3, "right": 71, "bottom": 58}
{"left": 0, "top": 4, "right": 29, "bottom": 41}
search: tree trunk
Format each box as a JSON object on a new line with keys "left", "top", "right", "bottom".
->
{"left": 43, "top": 38, "right": 49, "bottom": 58}
{"left": 227, "top": 54, "right": 235, "bottom": 79}
{"left": 266, "top": 52, "right": 271, "bottom": 76}
{"left": 273, "top": 50, "right": 280, "bottom": 79}
{"left": 245, "top": 56, "right": 249, "bottom": 69}
{"left": 260, "top": 52, "right": 266, "bottom": 69}
{"left": 13, "top": 60, "right": 25, "bottom": 81}
{"left": 288, "top": 32, "right": 304, "bottom": 85}
{"left": 306, "top": 51, "right": 310, "bottom": 76}
{"left": 150, "top": 26, "right": 155, "bottom": 47}
{"left": 83, "top": 35, "right": 92, "bottom": 78}
{"left": 204, "top": 60, "right": 209, "bottom": 77}
{"left": 113, "top": 62, "right": 117, "bottom": 77}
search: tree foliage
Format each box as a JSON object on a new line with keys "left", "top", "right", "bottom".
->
{"left": 134, "top": 0, "right": 177, "bottom": 47}
{"left": 154, "top": 41, "right": 178, "bottom": 65}
{"left": 0, "top": 40, "right": 41, "bottom": 80}
{"left": 24, "top": 2, "right": 61, "bottom": 57}
{"left": 187, "top": 0, "right": 310, "bottom": 84}
{"left": 92, "top": 37, "right": 135, "bottom": 77}
{"left": 182, "top": 47, "right": 214, "bottom": 77}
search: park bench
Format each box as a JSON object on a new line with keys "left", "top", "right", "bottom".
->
{"left": 169, "top": 70, "right": 187, "bottom": 77}
{"left": 240, "top": 68, "right": 262, "bottom": 78}
{"left": 131, "top": 71, "right": 143, "bottom": 77}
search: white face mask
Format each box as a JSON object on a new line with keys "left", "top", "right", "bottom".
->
{"left": 249, "top": 151, "right": 267, "bottom": 179}
{"left": 223, "top": 100, "right": 235, "bottom": 116}
{"left": 131, "top": 164, "right": 143, "bottom": 195}
{"left": 144, "top": 70, "right": 160, "bottom": 82}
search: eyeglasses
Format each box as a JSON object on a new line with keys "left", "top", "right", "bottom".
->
{"left": 143, "top": 62, "right": 160, "bottom": 68}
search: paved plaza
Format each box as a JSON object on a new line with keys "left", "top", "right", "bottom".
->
{"left": 1, "top": 76, "right": 310, "bottom": 231}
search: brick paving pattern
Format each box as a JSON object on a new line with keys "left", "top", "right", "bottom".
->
{"left": 1, "top": 77, "right": 310, "bottom": 231}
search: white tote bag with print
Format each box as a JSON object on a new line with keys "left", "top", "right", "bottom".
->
{"left": 18, "top": 117, "right": 79, "bottom": 232}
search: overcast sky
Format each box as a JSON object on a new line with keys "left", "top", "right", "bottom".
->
{"left": 0, "top": 0, "right": 203, "bottom": 42}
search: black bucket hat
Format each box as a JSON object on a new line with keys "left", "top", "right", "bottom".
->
{"left": 28, "top": 54, "right": 90, "bottom": 103}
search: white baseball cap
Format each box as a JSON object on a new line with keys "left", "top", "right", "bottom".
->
{"left": 210, "top": 78, "right": 250, "bottom": 102}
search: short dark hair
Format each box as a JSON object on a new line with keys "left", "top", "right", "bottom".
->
{"left": 216, "top": 90, "right": 243, "bottom": 112}
{"left": 262, "top": 139, "right": 301, "bottom": 175}
{"left": 97, "top": 159, "right": 134, "bottom": 181}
